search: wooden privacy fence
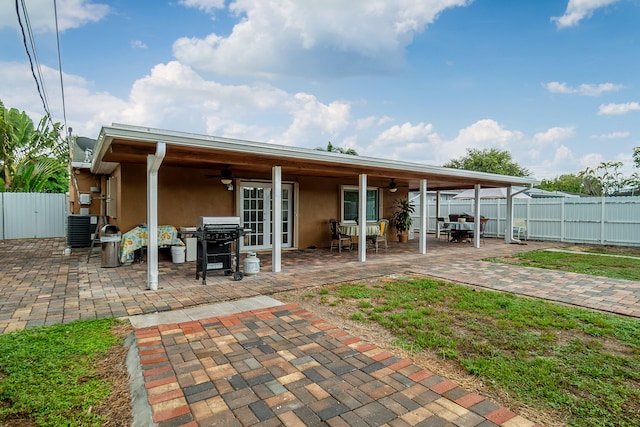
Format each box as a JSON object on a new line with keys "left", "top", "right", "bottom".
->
{"left": 412, "top": 196, "right": 640, "bottom": 247}
{"left": 0, "top": 192, "right": 67, "bottom": 240}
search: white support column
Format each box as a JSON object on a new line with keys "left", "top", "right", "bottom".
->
{"left": 435, "top": 191, "right": 441, "bottom": 238}
{"left": 473, "top": 184, "right": 481, "bottom": 248}
{"left": 505, "top": 186, "right": 513, "bottom": 244}
{"left": 272, "top": 166, "right": 282, "bottom": 272}
{"left": 146, "top": 142, "right": 166, "bottom": 291}
{"left": 419, "top": 179, "right": 427, "bottom": 254}
{"left": 358, "top": 174, "right": 367, "bottom": 262}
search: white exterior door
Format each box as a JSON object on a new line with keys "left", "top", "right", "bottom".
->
{"left": 240, "top": 182, "right": 293, "bottom": 251}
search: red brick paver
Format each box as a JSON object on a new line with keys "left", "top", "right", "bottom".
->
{"left": 139, "top": 304, "right": 534, "bottom": 426}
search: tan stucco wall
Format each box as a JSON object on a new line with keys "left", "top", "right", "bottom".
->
{"left": 294, "top": 176, "right": 402, "bottom": 248}
{"left": 68, "top": 170, "right": 103, "bottom": 215}
{"left": 88, "top": 164, "right": 407, "bottom": 249}
{"left": 117, "top": 164, "right": 238, "bottom": 233}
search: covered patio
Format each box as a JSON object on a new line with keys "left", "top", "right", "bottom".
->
{"left": 78, "top": 124, "right": 539, "bottom": 290}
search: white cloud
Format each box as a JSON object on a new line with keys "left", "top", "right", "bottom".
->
{"left": 0, "top": 60, "right": 353, "bottom": 145}
{"left": 580, "top": 152, "right": 606, "bottom": 169}
{"left": 598, "top": 102, "right": 640, "bottom": 115}
{"left": 533, "top": 127, "right": 575, "bottom": 144}
{"left": 364, "top": 122, "right": 438, "bottom": 162}
{"left": 131, "top": 40, "right": 147, "bottom": 49}
{"left": 551, "top": 0, "right": 620, "bottom": 29}
{"left": 591, "top": 131, "right": 630, "bottom": 139}
{"left": 277, "top": 93, "right": 352, "bottom": 147}
{"left": 365, "top": 119, "right": 526, "bottom": 166}
{"left": 356, "top": 116, "right": 394, "bottom": 131}
{"left": 452, "top": 119, "right": 523, "bottom": 149}
{"left": 0, "top": 0, "right": 109, "bottom": 33}
{"left": 544, "top": 81, "right": 623, "bottom": 96}
{"left": 530, "top": 144, "right": 577, "bottom": 179}
{"left": 178, "top": 0, "right": 225, "bottom": 14}
{"left": 0, "top": 61, "right": 128, "bottom": 137}
{"left": 173, "top": 0, "right": 472, "bottom": 78}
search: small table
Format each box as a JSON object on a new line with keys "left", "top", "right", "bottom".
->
{"left": 445, "top": 222, "right": 474, "bottom": 243}
{"left": 120, "top": 225, "right": 182, "bottom": 264}
{"left": 338, "top": 224, "right": 380, "bottom": 237}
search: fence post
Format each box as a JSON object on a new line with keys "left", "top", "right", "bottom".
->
{"left": 601, "top": 197, "right": 606, "bottom": 245}
{"left": 560, "top": 198, "right": 565, "bottom": 242}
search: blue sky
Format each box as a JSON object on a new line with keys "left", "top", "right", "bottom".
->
{"left": 1, "top": 0, "right": 639, "bottom": 179}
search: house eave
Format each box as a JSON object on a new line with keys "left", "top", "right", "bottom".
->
{"left": 93, "top": 123, "right": 539, "bottom": 189}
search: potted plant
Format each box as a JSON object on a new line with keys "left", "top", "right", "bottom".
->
{"left": 391, "top": 198, "right": 415, "bottom": 243}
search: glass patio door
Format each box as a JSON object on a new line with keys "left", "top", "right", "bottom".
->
{"left": 240, "top": 182, "right": 293, "bottom": 251}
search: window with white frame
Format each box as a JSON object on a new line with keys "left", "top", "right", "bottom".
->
{"left": 340, "top": 186, "right": 381, "bottom": 223}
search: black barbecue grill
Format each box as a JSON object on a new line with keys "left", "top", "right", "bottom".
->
{"left": 195, "top": 216, "right": 251, "bottom": 284}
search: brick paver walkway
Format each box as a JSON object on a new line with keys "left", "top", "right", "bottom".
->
{"left": 137, "top": 304, "right": 534, "bottom": 427}
{"left": 1, "top": 236, "right": 639, "bottom": 426}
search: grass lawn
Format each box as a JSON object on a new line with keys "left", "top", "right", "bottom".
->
{"left": 315, "top": 277, "right": 640, "bottom": 427}
{"left": 487, "top": 249, "right": 640, "bottom": 281}
{"left": 0, "top": 318, "right": 130, "bottom": 426}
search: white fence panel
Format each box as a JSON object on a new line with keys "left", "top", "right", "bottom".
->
{"left": 1, "top": 193, "right": 67, "bottom": 239}
{"left": 412, "top": 195, "right": 640, "bottom": 247}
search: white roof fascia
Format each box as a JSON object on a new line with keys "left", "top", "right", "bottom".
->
{"left": 95, "top": 123, "right": 539, "bottom": 187}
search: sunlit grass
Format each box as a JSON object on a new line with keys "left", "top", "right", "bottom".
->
{"left": 0, "top": 318, "right": 125, "bottom": 426}
{"left": 488, "top": 250, "right": 640, "bottom": 281}
{"left": 317, "top": 277, "right": 640, "bottom": 427}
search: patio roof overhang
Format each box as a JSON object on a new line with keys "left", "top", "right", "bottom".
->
{"left": 92, "top": 123, "right": 539, "bottom": 191}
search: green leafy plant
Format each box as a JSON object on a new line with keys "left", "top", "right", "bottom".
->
{"left": 390, "top": 198, "right": 415, "bottom": 239}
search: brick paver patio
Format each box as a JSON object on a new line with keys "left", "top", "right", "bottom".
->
{"left": 1, "top": 236, "right": 638, "bottom": 426}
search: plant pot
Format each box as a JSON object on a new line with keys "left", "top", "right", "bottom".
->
{"left": 398, "top": 232, "right": 408, "bottom": 243}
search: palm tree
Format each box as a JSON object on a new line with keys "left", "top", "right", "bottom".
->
{"left": 315, "top": 141, "right": 358, "bottom": 155}
{"left": 0, "top": 100, "right": 66, "bottom": 192}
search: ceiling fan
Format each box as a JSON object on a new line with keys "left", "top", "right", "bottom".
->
{"left": 205, "top": 165, "right": 234, "bottom": 190}
{"left": 383, "top": 178, "right": 398, "bottom": 193}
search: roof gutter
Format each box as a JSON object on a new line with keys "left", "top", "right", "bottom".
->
{"left": 94, "top": 123, "right": 539, "bottom": 187}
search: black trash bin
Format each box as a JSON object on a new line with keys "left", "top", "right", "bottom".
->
{"left": 100, "top": 225, "right": 121, "bottom": 268}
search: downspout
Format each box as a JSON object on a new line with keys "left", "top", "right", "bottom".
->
{"left": 147, "top": 142, "right": 166, "bottom": 291}
{"left": 473, "top": 184, "right": 481, "bottom": 248}
{"left": 506, "top": 186, "right": 530, "bottom": 244}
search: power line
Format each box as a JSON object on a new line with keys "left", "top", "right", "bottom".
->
{"left": 54, "top": 0, "right": 68, "bottom": 132}
{"left": 15, "top": 0, "right": 56, "bottom": 128}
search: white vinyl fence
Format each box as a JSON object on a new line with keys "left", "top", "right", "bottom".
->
{"left": 412, "top": 196, "right": 640, "bottom": 247}
{"left": 0, "top": 192, "right": 68, "bottom": 239}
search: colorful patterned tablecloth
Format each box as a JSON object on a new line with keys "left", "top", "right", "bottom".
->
{"left": 120, "top": 225, "right": 183, "bottom": 264}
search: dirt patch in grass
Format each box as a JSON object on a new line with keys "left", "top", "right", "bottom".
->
{"left": 94, "top": 321, "right": 135, "bottom": 427}
{"left": 275, "top": 277, "right": 566, "bottom": 427}
{"left": 564, "top": 244, "right": 640, "bottom": 256}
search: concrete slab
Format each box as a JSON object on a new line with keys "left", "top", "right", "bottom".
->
{"left": 128, "top": 296, "right": 284, "bottom": 328}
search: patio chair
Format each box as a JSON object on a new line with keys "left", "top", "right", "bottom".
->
{"left": 329, "top": 219, "right": 352, "bottom": 253}
{"left": 513, "top": 219, "right": 527, "bottom": 241}
{"left": 469, "top": 218, "right": 488, "bottom": 243}
{"left": 437, "top": 217, "right": 451, "bottom": 240}
{"left": 367, "top": 218, "right": 389, "bottom": 253}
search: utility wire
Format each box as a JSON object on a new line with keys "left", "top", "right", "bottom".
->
{"left": 54, "top": 0, "right": 68, "bottom": 132}
{"left": 15, "top": 0, "right": 55, "bottom": 128}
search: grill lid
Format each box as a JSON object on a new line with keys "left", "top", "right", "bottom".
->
{"left": 197, "top": 216, "right": 241, "bottom": 230}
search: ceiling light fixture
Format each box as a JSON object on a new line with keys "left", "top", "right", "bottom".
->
{"left": 220, "top": 166, "right": 233, "bottom": 186}
{"left": 389, "top": 178, "right": 398, "bottom": 193}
